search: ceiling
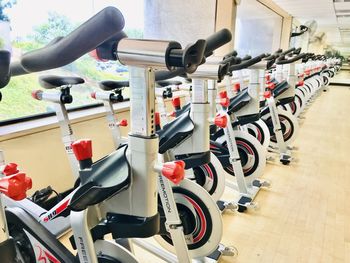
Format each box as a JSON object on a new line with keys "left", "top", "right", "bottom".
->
{"left": 272, "top": 0, "right": 350, "bottom": 54}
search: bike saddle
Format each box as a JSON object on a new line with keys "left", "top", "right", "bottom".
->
{"left": 174, "top": 102, "right": 191, "bottom": 117}
{"left": 272, "top": 80, "right": 289, "bottom": 98}
{"left": 39, "top": 75, "right": 85, "bottom": 89}
{"left": 69, "top": 145, "right": 130, "bottom": 211}
{"left": 227, "top": 88, "right": 251, "bottom": 115}
{"left": 156, "top": 80, "right": 182, "bottom": 87}
{"left": 99, "top": 80, "right": 129, "bottom": 91}
{"left": 157, "top": 111, "right": 194, "bottom": 154}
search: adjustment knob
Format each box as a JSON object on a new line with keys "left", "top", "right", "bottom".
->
{"left": 220, "top": 98, "right": 230, "bottom": 108}
{"left": 266, "top": 83, "right": 275, "bottom": 90}
{"left": 1, "top": 163, "right": 19, "bottom": 176}
{"left": 264, "top": 91, "right": 271, "bottom": 99}
{"left": 161, "top": 161, "right": 185, "bottom": 185}
{"left": 171, "top": 97, "right": 181, "bottom": 110}
{"left": 214, "top": 112, "right": 228, "bottom": 128}
{"left": 118, "top": 119, "right": 128, "bottom": 127}
{"left": 31, "top": 90, "right": 43, "bottom": 100}
{"left": 71, "top": 139, "right": 92, "bottom": 161}
{"left": 219, "top": 91, "right": 227, "bottom": 99}
{"left": 0, "top": 172, "right": 32, "bottom": 200}
{"left": 233, "top": 83, "right": 240, "bottom": 92}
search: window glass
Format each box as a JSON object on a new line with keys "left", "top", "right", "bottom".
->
{"left": 234, "top": 0, "right": 282, "bottom": 56}
{"left": 0, "top": 0, "right": 144, "bottom": 121}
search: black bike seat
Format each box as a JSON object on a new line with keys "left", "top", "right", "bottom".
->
{"left": 99, "top": 80, "right": 129, "bottom": 91}
{"left": 174, "top": 102, "right": 191, "bottom": 117}
{"left": 272, "top": 80, "right": 289, "bottom": 97}
{"left": 39, "top": 75, "right": 84, "bottom": 89}
{"left": 157, "top": 111, "right": 194, "bottom": 154}
{"left": 69, "top": 145, "right": 130, "bottom": 211}
{"left": 156, "top": 80, "right": 182, "bottom": 87}
{"left": 227, "top": 88, "right": 251, "bottom": 114}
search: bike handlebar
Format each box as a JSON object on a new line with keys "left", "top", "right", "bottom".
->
{"left": 19, "top": 7, "right": 125, "bottom": 73}
{"left": 229, "top": 53, "right": 266, "bottom": 71}
{"left": 294, "top": 47, "right": 302, "bottom": 55}
{"left": 204, "top": 29, "right": 232, "bottom": 57}
{"left": 155, "top": 29, "right": 232, "bottom": 80}
{"left": 223, "top": 50, "right": 237, "bottom": 60}
{"left": 0, "top": 51, "right": 11, "bottom": 88}
{"left": 155, "top": 68, "right": 186, "bottom": 81}
{"left": 279, "top": 47, "right": 296, "bottom": 57}
{"left": 276, "top": 53, "right": 307, "bottom": 65}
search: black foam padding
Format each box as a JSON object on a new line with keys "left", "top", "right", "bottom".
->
{"left": 21, "top": 7, "right": 125, "bottom": 72}
{"left": 155, "top": 68, "right": 186, "bottom": 81}
{"left": 0, "top": 50, "right": 10, "bottom": 88}
{"left": 9, "top": 61, "right": 28, "bottom": 76}
{"left": 156, "top": 80, "right": 182, "bottom": 87}
{"left": 204, "top": 29, "right": 232, "bottom": 57}
{"left": 95, "top": 31, "right": 127, "bottom": 60}
{"left": 229, "top": 54, "right": 265, "bottom": 71}
{"left": 276, "top": 53, "right": 307, "bottom": 65}
{"left": 279, "top": 47, "right": 295, "bottom": 57}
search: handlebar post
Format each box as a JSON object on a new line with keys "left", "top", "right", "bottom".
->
{"left": 282, "top": 64, "right": 289, "bottom": 80}
{"left": 0, "top": 196, "right": 9, "bottom": 242}
{"left": 224, "top": 75, "right": 234, "bottom": 98}
{"left": 276, "top": 64, "right": 284, "bottom": 82}
{"left": 288, "top": 62, "right": 298, "bottom": 90}
{"left": 129, "top": 67, "right": 156, "bottom": 137}
{"left": 259, "top": 69, "right": 266, "bottom": 99}
{"left": 192, "top": 78, "right": 208, "bottom": 104}
{"left": 208, "top": 79, "right": 220, "bottom": 118}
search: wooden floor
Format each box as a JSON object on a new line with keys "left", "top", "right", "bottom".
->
{"left": 219, "top": 84, "right": 350, "bottom": 263}
{"left": 63, "top": 82, "right": 350, "bottom": 262}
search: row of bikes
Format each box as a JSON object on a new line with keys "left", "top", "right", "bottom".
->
{"left": 0, "top": 6, "right": 341, "bottom": 263}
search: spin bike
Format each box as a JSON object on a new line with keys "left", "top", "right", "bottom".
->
{"left": 91, "top": 37, "right": 237, "bottom": 261}
{"left": 208, "top": 54, "right": 271, "bottom": 212}
{"left": 260, "top": 49, "right": 306, "bottom": 164}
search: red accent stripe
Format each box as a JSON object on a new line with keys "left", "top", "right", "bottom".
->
{"left": 36, "top": 244, "right": 61, "bottom": 263}
{"left": 204, "top": 164, "right": 213, "bottom": 179}
{"left": 56, "top": 199, "right": 70, "bottom": 215}
{"left": 236, "top": 140, "right": 254, "bottom": 173}
{"left": 184, "top": 196, "right": 207, "bottom": 243}
{"left": 44, "top": 250, "right": 60, "bottom": 263}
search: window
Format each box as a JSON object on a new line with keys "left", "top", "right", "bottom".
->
{"left": 0, "top": 0, "right": 144, "bottom": 121}
{"left": 234, "top": 0, "right": 283, "bottom": 57}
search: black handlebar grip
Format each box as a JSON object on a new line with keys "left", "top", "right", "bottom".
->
{"left": 204, "top": 29, "right": 232, "bottom": 57}
{"left": 155, "top": 68, "right": 187, "bottom": 81}
{"left": 21, "top": 7, "right": 125, "bottom": 72}
{"left": 242, "top": 55, "right": 252, "bottom": 61}
{"left": 10, "top": 61, "right": 29, "bottom": 76}
{"left": 0, "top": 51, "right": 11, "bottom": 88}
{"left": 229, "top": 54, "right": 265, "bottom": 71}
{"left": 276, "top": 53, "right": 307, "bottom": 65}
{"left": 274, "top": 48, "right": 283, "bottom": 54}
{"left": 222, "top": 55, "right": 237, "bottom": 65}
{"left": 95, "top": 31, "right": 128, "bottom": 61}
{"left": 279, "top": 47, "right": 296, "bottom": 57}
{"left": 294, "top": 47, "right": 302, "bottom": 55}
{"left": 223, "top": 50, "right": 237, "bottom": 60}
